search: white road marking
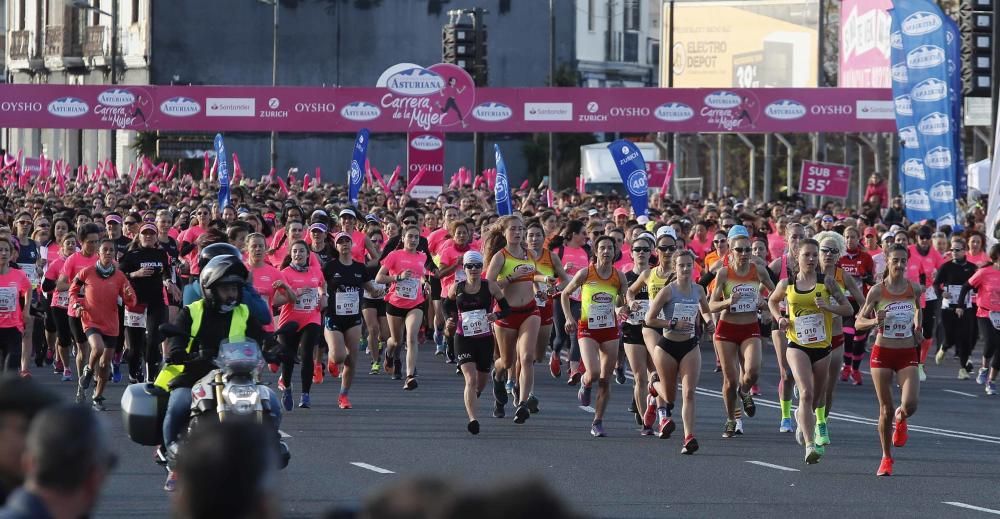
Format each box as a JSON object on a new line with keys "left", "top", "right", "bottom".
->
{"left": 745, "top": 460, "right": 800, "bottom": 472}
{"left": 279, "top": 430, "right": 291, "bottom": 438}
{"left": 350, "top": 462, "right": 395, "bottom": 474}
{"left": 579, "top": 406, "right": 595, "bottom": 414}
{"left": 943, "top": 502, "right": 1000, "bottom": 515}
{"left": 943, "top": 389, "right": 978, "bottom": 398}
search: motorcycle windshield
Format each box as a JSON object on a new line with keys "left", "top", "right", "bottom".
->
{"left": 215, "top": 338, "right": 264, "bottom": 375}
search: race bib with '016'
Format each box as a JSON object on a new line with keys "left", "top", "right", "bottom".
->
{"left": 295, "top": 288, "right": 319, "bottom": 311}
{"left": 884, "top": 310, "right": 913, "bottom": 339}
{"left": 990, "top": 311, "right": 1000, "bottom": 330}
{"left": 587, "top": 302, "right": 615, "bottom": 329}
{"left": 793, "top": 312, "right": 827, "bottom": 345}
{"left": 124, "top": 309, "right": 147, "bottom": 328}
{"left": 0, "top": 287, "right": 16, "bottom": 313}
{"left": 460, "top": 309, "right": 491, "bottom": 337}
{"left": 627, "top": 300, "right": 649, "bottom": 325}
{"left": 335, "top": 291, "right": 360, "bottom": 315}
{"left": 729, "top": 284, "right": 758, "bottom": 313}
{"left": 395, "top": 278, "right": 419, "bottom": 300}
{"left": 671, "top": 303, "right": 699, "bottom": 334}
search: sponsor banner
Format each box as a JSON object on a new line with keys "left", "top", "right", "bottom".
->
{"left": 646, "top": 160, "right": 673, "bottom": 193}
{"left": 493, "top": 144, "right": 512, "bottom": 216}
{"left": 406, "top": 132, "right": 444, "bottom": 199}
{"left": 0, "top": 84, "right": 896, "bottom": 133}
{"left": 798, "top": 160, "right": 852, "bottom": 198}
{"left": 608, "top": 139, "right": 650, "bottom": 222}
{"left": 890, "top": 1, "right": 958, "bottom": 226}
{"left": 663, "top": 0, "right": 820, "bottom": 88}
{"left": 839, "top": 0, "right": 893, "bottom": 88}
{"left": 348, "top": 129, "right": 369, "bottom": 206}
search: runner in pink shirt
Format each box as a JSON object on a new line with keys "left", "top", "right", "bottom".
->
{"left": 42, "top": 234, "right": 77, "bottom": 381}
{"left": 376, "top": 225, "right": 430, "bottom": 390}
{"left": 959, "top": 245, "right": 1000, "bottom": 393}
{"left": 56, "top": 223, "right": 101, "bottom": 381}
{"left": 0, "top": 237, "right": 33, "bottom": 377}
{"left": 275, "top": 240, "right": 326, "bottom": 411}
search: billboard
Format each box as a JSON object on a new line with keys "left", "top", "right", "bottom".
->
{"left": 406, "top": 132, "right": 445, "bottom": 199}
{"left": 839, "top": 0, "right": 893, "bottom": 87}
{"left": 662, "top": 0, "right": 821, "bottom": 88}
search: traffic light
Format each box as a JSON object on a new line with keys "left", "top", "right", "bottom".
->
{"left": 442, "top": 8, "right": 488, "bottom": 86}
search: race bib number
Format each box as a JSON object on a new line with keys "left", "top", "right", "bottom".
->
{"left": 18, "top": 264, "right": 38, "bottom": 289}
{"left": 794, "top": 312, "right": 827, "bottom": 345}
{"left": 455, "top": 268, "right": 468, "bottom": 284}
{"left": 671, "top": 303, "right": 699, "bottom": 333}
{"left": 990, "top": 311, "right": 1000, "bottom": 331}
{"left": 884, "top": 309, "right": 913, "bottom": 339}
{"left": 460, "top": 309, "right": 491, "bottom": 337}
{"left": 335, "top": 291, "right": 359, "bottom": 315}
{"left": 0, "top": 287, "right": 16, "bottom": 313}
{"left": 729, "top": 284, "right": 758, "bottom": 313}
{"left": 54, "top": 291, "right": 70, "bottom": 308}
{"left": 124, "top": 309, "right": 146, "bottom": 328}
{"left": 587, "top": 302, "right": 615, "bottom": 329}
{"left": 628, "top": 300, "right": 649, "bottom": 325}
{"left": 923, "top": 285, "right": 937, "bottom": 301}
{"left": 295, "top": 288, "right": 319, "bottom": 311}
{"left": 395, "top": 278, "right": 419, "bottom": 301}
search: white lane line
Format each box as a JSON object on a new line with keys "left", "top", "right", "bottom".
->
{"left": 943, "top": 502, "right": 1000, "bottom": 515}
{"left": 279, "top": 430, "right": 292, "bottom": 438}
{"left": 350, "top": 462, "right": 395, "bottom": 474}
{"left": 579, "top": 406, "right": 595, "bottom": 414}
{"left": 745, "top": 460, "right": 800, "bottom": 472}
{"left": 943, "top": 389, "right": 979, "bottom": 398}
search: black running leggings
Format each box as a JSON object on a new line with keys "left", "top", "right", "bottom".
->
{"left": 125, "top": 303, "right": 168, "bottom": 381}
{"left": 941, "top": 309, "right": 976, "bottom": 368}
{"left": 278, "top": 323, "right": 322, "bottom": 394}
{"left": 978, "top": 318, "right": 1000, "bottom": 373}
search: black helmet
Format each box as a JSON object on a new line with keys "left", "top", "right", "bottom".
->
{"left": 200, "top": 255, "right": 248, "bottom": 311}
{"left": 198, "top": 243, "right": 243, "bottom": 270}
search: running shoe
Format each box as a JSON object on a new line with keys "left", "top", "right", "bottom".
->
{"left": 805, "top": 445, "right": 821, "bottom": 464}
{"left": 549, "top": 354, "right": 561, "bottom": 378}
{"left": 446, "top": 356, "right": 457, "bottom": 365}
{"left": 54, "top": 359, "right": 63, "bottom": 373}
{"left": 648, "top": 379, "right": 659, "bottom": 398}
{"left": 491, "top": 369, "right": 508, "bottom": 405}
{"left": 958, "top": 368, "right": 970, "bottom": 380}
{"left": 779, "top": 418, "right": 794, "bottom": 433}
{"left": 164, "top": 470, "right": 178, "bottom": 492}
{"left": 128, "top": 375, "right": 138, "bottom": 385}
{"left": 338, "top": 394, "right": 352, "bottom": 409}
{"left": 526, "top": 394, "right": 540, "bottom": 414}
{"left": 852, "top": 369, "right": 863, "bottom": 386}
{"left": 45, "top": 348, "right": 53, "bottom": 365}
{"left": 370, "top": 362, "right": 381, "bottom": 375}
{"left": 92, "top": 396, "right": 107, "bottom": 411}
{"left": 734, "top": 419, "right": 744, "bottom": 435}
{"left": 281, "top": 389, "right": 293, "bottom": 411}
{"left": 640, "top": 426, "right": 654, "bottom": 436}
{"left": 934, "top": 347, "right": 946, "bottom": 365}
{"left": 268, "top": 362, "right": 279, "bottom": 373}
{"left": 918, "top": 364, "right": 927, "bottom": 382}
{"left": 795, "top": 427, "right": 804, "bottom": 446}
{"left": 75, "top": 386, "right": 84, "bottom": 404}
{"left": 79, "top": 366, "right": 93, "bottom": 390}
{"left": 722, "top": 420, "right": 737, "bottom": 438}
{"left": 713, "top": 363, "right": 722, "bottom": 373}
{"left": 840, "top": 364, "right": 851, "bottom": 382}
{"left": 977, "top": 367, "right": 989, "bottom": 385}
{"left": 628, "top": 398, "right": 638, "bottom": 414}
{"left": 614, "top": 365, "right": 626, "bottom": 385}
{"left": 681, "top": 435, "right": 699, "bottom": 455}
{"left": 404, "top": 376, "right": 418, "bottom": 391}
{"left": 876, "top": 457, "right": 893, "bottom": 476}
{"left": 313, "top": 363, "right": 324, "bottom": 385}
{"left": 590, "top": 421, "right": 606, "bottom": 438}
{"left": 492, "top": 400, "right": 505, "bottom": 418}
{"left": 505, "top": 379, "right": 514, "bottom": 395}
{"left": 330, "top": 362, "right": 341, "bottom": 378}
{"left": 18, "top": 370, "right": 30, "bottom": 379}
{"left": 277, "top": 375, "right": 286, "bottom": 392}
{"left": 468, "top": 419, "right": 480, "bottom": 435}
{"left": 642, "top": 395, "right": 656, "bottom": 428}
{"left": 61, "top": 369, "right": 72, "bottom": 382}
{"left": 986, "top": 382, "right": 997, "bottom": 396}
{"left": 513, "top": 403, "right": 530, "bottom": 424}
{"left": 966, "top": 361, "right": 974, "bottom": 374}
{"left": 892, "top": 417, "right": 908, "bottom": 447}
{"left": 578, "top": 385, "right": 593, "bottom": 407}
{"left": 433, "top": 329, "right": 444, "bottom": 350}
{"left": 738, "top": 391, "right": 756, "bottom": 417}
{"left": 299, "top": 393, "right": 311, "bottom": 408}
{"left": 815, "top": 422, "right": 830, "bottom": 446}
{"left": 750, "top": 384, "right": 761, "bottom": 396}
{"left": 658, "top": 417, "right": 676, "bottom": 439}
{"left": 435, "top": 344, "right": 446, "bottom": 356}
{"left": 111, "top": 362, "right": 122, "bottom": 384}
{"left": 392, "top": 358, "right": 402, "bottom": 380}
{"left": 567, "top": 369, "right": 582, "bottom": 386}
{"left": 815, "top": 443, "right": 825, "bottom": 456}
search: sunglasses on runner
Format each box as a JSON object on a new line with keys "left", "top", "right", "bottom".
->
{"left": 733, "top": 247, "right": 751, "bottom": 254}
{"left": 632, "top": 247, "right": 651, "bottom": 253}
{"left": 950, "top": 248, "right": 964, "bottom": 252}
{"left": 820, "top": 247, "right": 840, "bottom": 255}
{"left": 464, "top": 263, "right": 483, "bottom": 269}
{"left": 714, "top": 239, "right": 727, "bottom": 244}
{"left": 658, "top": 245, "right": 676, "bottom": 252}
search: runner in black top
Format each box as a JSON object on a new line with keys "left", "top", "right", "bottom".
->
{"left": 323, "top": 232, "right": 376, "bottom": 410}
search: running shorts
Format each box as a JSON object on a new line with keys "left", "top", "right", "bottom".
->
{"left": 869, "top": 345, "right": 919, "bottom": 372}
{"left": 787, "top": 341, "right": 832, "bottom": 363}
{"left": 713, "top": 320, "right": 761, "bottom": 344}
{"left": 495, "top": 303, "right": 540, "bottom": 330}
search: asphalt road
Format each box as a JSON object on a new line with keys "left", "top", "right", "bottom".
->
{"left": 21, "top": 337, "right": 1000, "bottom": 519}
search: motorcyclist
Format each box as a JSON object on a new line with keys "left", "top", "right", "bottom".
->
{"left": 154, "top": 254, "right": 279, "bottom": 492}
{"left": 182, "top": 242, "right": 273, "bottom": 326}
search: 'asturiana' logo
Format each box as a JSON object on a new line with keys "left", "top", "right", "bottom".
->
{"left": 704, "top": 91, "right": 742, "bottom": 109}
{"left": 898, "top": 126, "right": 919, "bottom": 149}
{"left": 340, "top": 101, "right": 381, "bottom": 122}
{"left": 159, "top": 97, "right": 201, "bottom": 117}
{"left": 902, "top": 158, "right": 926, "bottom": 180}
{"left": 47, "top": 97, "right": 89, "bottom": 118}
{"left": 410, "top": 134, "right": 443, "bottom": 151}
{"left": 764, "top": 100, "right": 806, "bottom": 120}
{"left": 906, "top": 45, "right": 945, "bottom": 69}
{"left": 930, "top": 181, "right": 954, "bottom": 202}
{"left": 911, "top": 78, "right": 947, "bottom": 102}
{"left": 385, "top": 67, "right": 445, "bottom": 96}
{"left": 894, "top": 95, "right": 913, "bottom": 116}
{"left": 891, "top": 63, "right": 909, "bottom": 84}
{"left": 901, "top": 11, "right": 942, "bottom": 36}
{"left": 925, "top": 146, "right": 952, "bottom": 169}
{"left": 890, "top": 31, "right": 903, "bottom": 50}
{"left": 917, "top": 112, "right": 950, "bottom": 136}
{"left": 654, "top": 102, "right": 694, "bottom": 122}
{"left": 471, "top": 102, "right": 512, "bottom": 122}
{"left": 904, "top": 189, "right": 931, "bottom": 211}
{"left": 97, "top": 88, "right": 136, "bottom": 107}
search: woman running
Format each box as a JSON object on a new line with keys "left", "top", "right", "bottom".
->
{"left": 550, "top": 220, "right": 590, "bottom": 382}
{"left": 622, "top": 233, "right": 657, "bottom": 435}
{"left": 324, "top": 232, "right": 378, "bottom": 410}
{"left": 0, "top": 237, "right": 32, "bottom": 376}
{"left": 525, "top": 221, "right": 568, "bottom": 388}
{"left": 958, "top": 244, "right": 1000, "bottom": 394}
{"left": 446, "top": 251, "right": 509, "bottom": 434}
{"left": 362, "top": 229, "right": 389, "bottom": 374}
{"left": 561, "top": 235, "right": 629, "bottom": 437}
{"left": 644, "top": 249, "right": 710, "bottom": 453}
{"left": 708, "top": 226, "right": 775, "bottom": 437}
{"left": 484, "top": 215, "right": 542, "bottom": 423}
{"left": 436, "top": 220, "right": 476, "bottom": 365}
{"left": 245, "top": 233, "right": 296, "bottom": 374}
{"left": 839, "top": 226, "right": 876, "bottom": 385}
{"left": 375, "top": 225, "right": 430, "bottom": 390}
{"left": 276, "top": 240, "right": 326, "bottom": 410}
{"left": 855, "top": 244, "right": 923, "bottom": 476}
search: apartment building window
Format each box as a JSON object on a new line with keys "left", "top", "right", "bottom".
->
{"left": 18, "top": 0, "right": 26, "bottom": 29}
{"left": 92, "top": 0, "right": 100, "bottom": 25}
{"left": 624, "top": 0, "right": 640, "bottom": 31}
{"left": 132, "top": 0, "right": 139, "bottom": 24}
{"left": 588, "top": 0, "right": 595, "bottom": 31}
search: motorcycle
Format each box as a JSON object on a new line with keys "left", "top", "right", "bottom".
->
{"left": 120, "top": 325, "right": 291, "bottom": 471}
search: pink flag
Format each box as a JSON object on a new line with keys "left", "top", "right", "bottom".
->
{"left": 302, "top": 174, "right": 311, "bottom": 191}
{"left": 287, "top": 168, "right": 296, "bottom": 184}
{"left": 75, "top": 165, "right": 84, "bottom": 184}
{"left": 128, "top": 163, "right": 140, "bottom": 194}
{"left": 405, "top": 167, "right": 427, "bottom": 193}
{"left": 38, "top": 154, "right": 48, "bottom": 179}
{"left": 659, "top": 162, "right": 675, "bottom": 199}
{"left": 546, "top": 188, "right": 554, "bottom": 208}
{"left": 576, "top": 176, "right": 585, "bottom": 194}
{"left": 267, "top": 167, "right": 276, "bottom": 182}
{"left": 519, "top": 179, "right": 530, "bottom": 190}
{"left": 314, "top": 166, "right": 322, "bottom": 185}
{"left": 57, "top": 164, "right": 67, "bottom": 195}
{"left": 387, "top": 166, "right": 401, "bottom": 190}
{"left": 448, "top": 174, "right": 459, "bottom": 189}
{"left": 276, "top": 177, "right": 289, "bottom": 195}
{"left": 232, "top": 153, "right": 242, "bottom": 181}
{"left": 473, "top": 174, "right": 485, "bottom": 189}
{"left": 165, "top": 163, "right": 177, "bottom": 182}
{"left": 370, "top": 166, "right": 390, "bottom": 192}
{"left": 202, "top": 154, "right": 210, "bottom": 180}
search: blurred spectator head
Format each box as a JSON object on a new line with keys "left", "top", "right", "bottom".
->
{"left": 0, "top": 376, "right": 60, "bottom": 495}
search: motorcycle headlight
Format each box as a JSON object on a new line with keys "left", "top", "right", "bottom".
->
{"left": 233, "top": 401, "right": 256, "bottom": 414}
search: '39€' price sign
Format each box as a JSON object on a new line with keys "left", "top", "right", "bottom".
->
{"left": 798, "top": 160, "right": 851, "bottom": 199}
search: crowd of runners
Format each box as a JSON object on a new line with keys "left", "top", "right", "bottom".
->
{"left": 1, "top": 168, "right": 998, "bottom": 480}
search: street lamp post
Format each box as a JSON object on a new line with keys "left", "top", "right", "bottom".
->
{"left": 259, "top": 0, "right": 279, "bottom": 171}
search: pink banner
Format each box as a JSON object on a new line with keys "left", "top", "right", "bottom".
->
{"left": 0, "top": 84, "right": 895, "bottom": 133}
{"left": 406, "top": 132, "right": 444, "bottom": 199}
{"left": 646, "top": 160, "right": 673, "bottom": 195}
{"left": 839, "top": 0, "right": 893, "bottom": 88}
{"left": 799, "top": 160, "right": 852, "bottom": 199}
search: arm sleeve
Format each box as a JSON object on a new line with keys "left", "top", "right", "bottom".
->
{"left": 179, "top": 241, "right": 196, "bottom": 257}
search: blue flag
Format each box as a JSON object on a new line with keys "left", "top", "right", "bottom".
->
{"left": 348, "top": 129, "right": 369, "bottom": 207}
{"left": 494, "top": 144, "right": 512, "bottom": 216}
{"left": 607, "top": 139, "right": 649, "bottom": 223}
{"left": 214, "top": 133, "right": 230, "bottom": 210}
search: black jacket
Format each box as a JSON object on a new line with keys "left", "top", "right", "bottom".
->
{"left": 166, "top": 304, "right": 264, "bottom": 388}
